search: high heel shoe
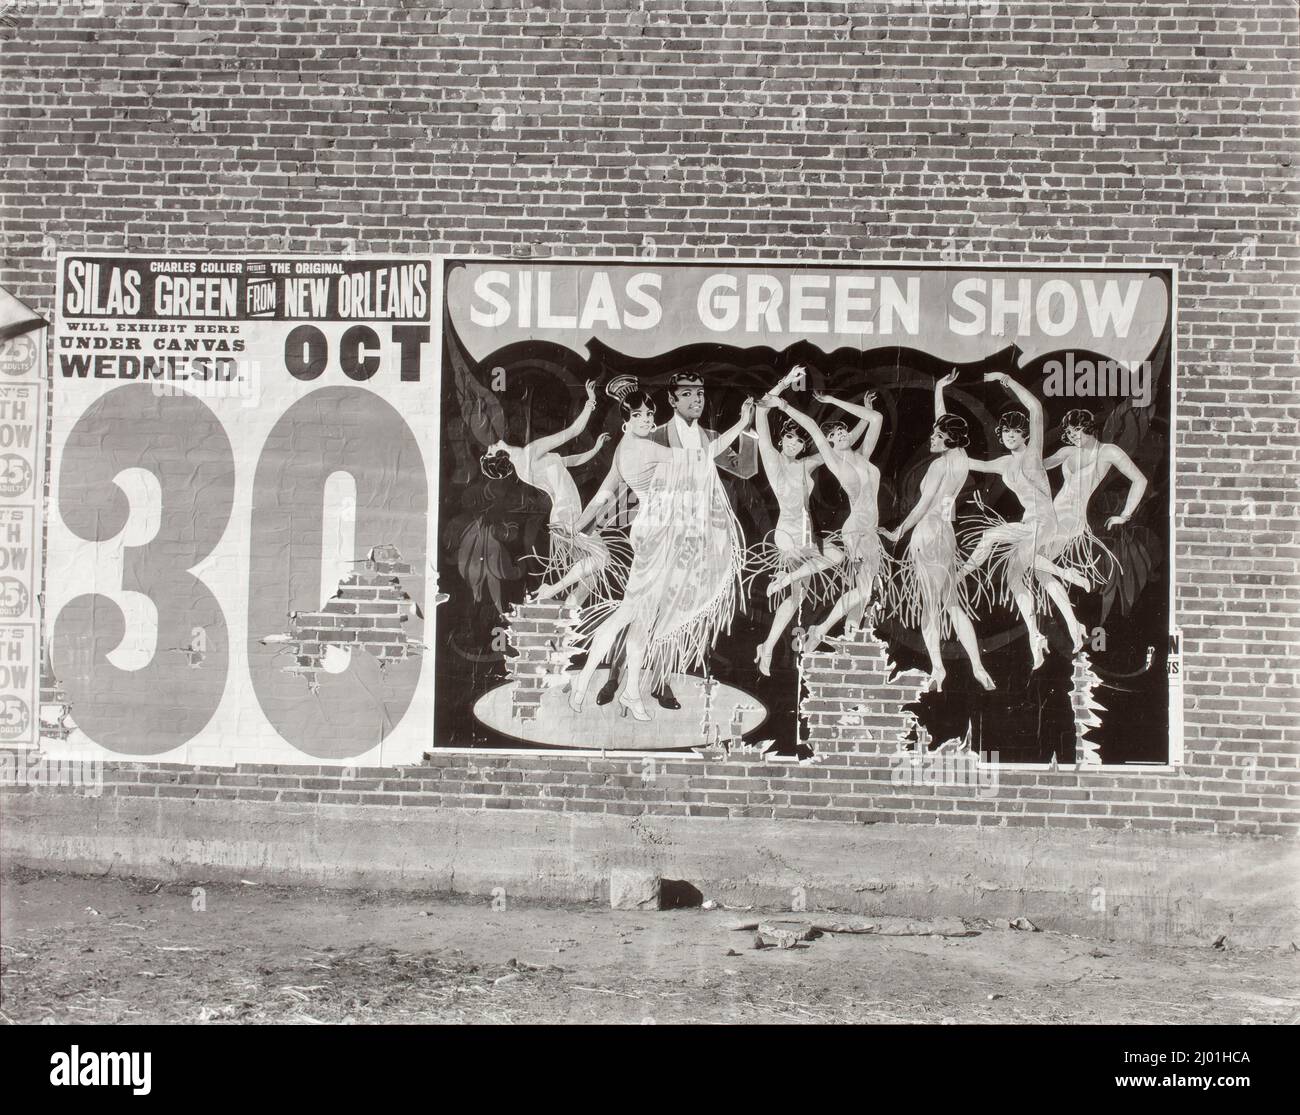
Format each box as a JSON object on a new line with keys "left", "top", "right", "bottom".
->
{"left": 755, "top": 646, "right": 773, "bottom": 677}
{"left": 926, "top": 669, "right": 946, "bottom": 693}
{"left": 973, "top": 666, "right": 995, "bottom": 691}
{"left": 1029, "top": 633, "right": 1048, "bottom": 671}
{"left": 618, "top": 692, "right": 651, "bottom": 722}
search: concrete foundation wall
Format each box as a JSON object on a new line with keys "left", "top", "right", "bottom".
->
{"left": 4, "top": 790, "right": 1295, "bottom": 948}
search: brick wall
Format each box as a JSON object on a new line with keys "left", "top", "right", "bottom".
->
{"left": 504, "top": 600, "right": 580, "bottom": 722}
{"left": 2, "top": 1, "right": 1297, "bottom": 840}
{"left": 3, "top": 747, "right": 1296, "bottom": 837}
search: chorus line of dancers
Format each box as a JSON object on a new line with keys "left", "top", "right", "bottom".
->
{"left": 480, "top": 365, "right": 1146, "bottom": 710}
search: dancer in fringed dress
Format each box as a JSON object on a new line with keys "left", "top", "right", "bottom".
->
{"left": 479, "top": 378, "right": 625, "bottom": 607}
{"left": 566, "top": 380, "right": 754, "bottom": 722}
{"left": 882, "top": 371, "right": 994, "bottom": 692}
{"left": 1042, "top": 407, "right": 1146, "bottom": 591}
{"left": 766, "top": 375, "right": 890, "bottom": 653}
{"left": 956, "top": 372, "right": 1089, "bottom": 670}
{"left": 745, "top": 369, "right": 841, "bottom": 676}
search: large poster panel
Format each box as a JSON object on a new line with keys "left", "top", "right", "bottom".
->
{"left": 47, "top": 254, "right": 438, "bottom": 766}
{"left": 437, "top": 260, "right": 1176, "bottom": 765}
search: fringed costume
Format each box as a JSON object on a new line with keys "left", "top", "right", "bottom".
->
{"left": 575, "top": 446, "right": 745, "bottom": 694}
{"left": 957, "top": 491, "right": 1059, "bottom": 614}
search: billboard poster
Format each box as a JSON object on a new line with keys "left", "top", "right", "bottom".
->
{"left": 438, "top": 259, "right": 1176, "bottom": 765}
{"left": 0, "top": 289, "right": 47, "bottom": 748}
{"left": 46, "top": 254, "right": 438, "bottom": 766}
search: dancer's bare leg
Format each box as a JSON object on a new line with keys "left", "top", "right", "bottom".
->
{"left": 949, "top": 607, "right": 995, "bottom": 690}
{"left": 1011, "top": 586, "right": 1047, "bottom": 670}
{"left": 1042, "top": 575, "right": 1086, "bottom": 653}
{"left": 570, "top": 609, "right": 633, "bottom": 710}
{"left": 768, "top": 550, "right": 840, "bottom": 597}
{"left": 619, "top": 620, "right": 652, "bottom": 721}
{"left": 844, "top": 561, "right": 874, "bottom": 633}
{"left": 958, "top": 535, "right": 997, "bottom": 579}
{"left": 758, "top": 584, "right": 803, "bottom": 676}
{"left": 1033, "top": 553, "right": 1088, "bottom": 590}
{"left": 562, "top": 583, "right": 594, "bottom": 608}
{"left": 804, "top": 581, "right": 875, "bottom": 653}
{"left": 534, "top": 554, "right": 606, "bottom": 603}
{"left": 920, "top": 607, "right": 946, "bottom": 692}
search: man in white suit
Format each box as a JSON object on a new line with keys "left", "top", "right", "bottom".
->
{"left": 596, "top": 372, "right": 758, "bottom": 708}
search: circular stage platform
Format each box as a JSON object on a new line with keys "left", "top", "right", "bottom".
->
{"left": 472, "top": 670, "right": 769, "bottom": 751}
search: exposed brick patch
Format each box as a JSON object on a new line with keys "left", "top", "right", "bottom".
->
{"left": 262, "top": 545, "right": 422, "bottom": 691}
{"left": 502, "top": 599, "right": 579, "bottom": 722}
{"left": 800, "top": 632, "right": 934, "bottom": 758}
{"left": 1071, "top": 654, "right": 1104, "bottom": 767}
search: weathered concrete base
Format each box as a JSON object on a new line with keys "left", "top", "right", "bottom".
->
{"left": 3, "top": 791, "right": 1296, "bottom": 947}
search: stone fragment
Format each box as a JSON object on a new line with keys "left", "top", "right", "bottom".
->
{"left": 609, "top": 868, "right": 662, "bottom": 911}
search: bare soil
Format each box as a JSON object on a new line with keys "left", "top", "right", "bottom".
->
{"left": 2, "top": 867, "right": 1296, "bottom": 1025}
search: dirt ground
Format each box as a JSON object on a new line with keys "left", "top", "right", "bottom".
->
{"left": 2, "top": 867, "right": 1296, "bottom": 1025}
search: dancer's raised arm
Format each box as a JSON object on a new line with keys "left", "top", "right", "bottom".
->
{"left": 767, "top": 365, "right": 805, "bottom": 400}
{"left": 771, "top": 397, "right": 862, "bottom": 491}
{"left": 561, "top": 432, "right": 611, "bottom": 470}
{"left": 813, "top": 390, "right": 882, "bottom": 456}
{"left": 710, "top": 397, "right": 756, "bottom": 458}
{"left": 986, "top": 371, "right": 1044, "bottom": 455}
{"left": 754, "top": 398, "right": 781, "bottom": 480}
{"left": 1102, "top": 445, "right": 1147, "bottom": 527}
{"left": 526, "top": 379, "right": 599, "bottom": 459}
{"left": 935, "top": 369, "right": 958, "bottom": 419}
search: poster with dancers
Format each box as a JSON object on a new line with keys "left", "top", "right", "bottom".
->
{"left": 435, "top": 260, "right": 1175, "bottom": 766}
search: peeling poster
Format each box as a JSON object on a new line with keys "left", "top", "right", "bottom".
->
{"left": 435, "top": 259, "right": 1177, "bottom": 766}
{"left": 46, "top": 255, "right": 438, "bottom": 765}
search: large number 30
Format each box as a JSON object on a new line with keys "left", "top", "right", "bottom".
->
{"left": 52, "top": 384, "right": 428, "bottom": 759}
